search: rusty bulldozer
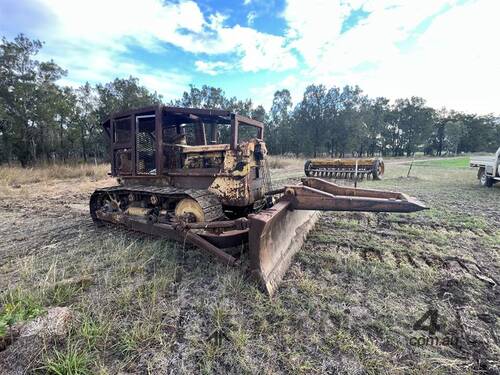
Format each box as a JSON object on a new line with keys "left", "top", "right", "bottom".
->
{"left": 90, "top": 106, "right": 426, "bottom": 295}
{"left": 305, "top": 157, "right": 385, "bottom": 180}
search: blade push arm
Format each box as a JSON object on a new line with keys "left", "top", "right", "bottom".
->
{"left": 281, "top": 177, "right": 427, "bottom": 213}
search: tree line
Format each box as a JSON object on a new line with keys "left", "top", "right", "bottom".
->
{"left": 1, "top": 34, "right": 499, "bottom": 166}
{"left": 269, "top": 87, "right": 500, "bottom": 157}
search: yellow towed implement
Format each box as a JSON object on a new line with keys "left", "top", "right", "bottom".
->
{"left": 90, "top": 106, "right": 427, "bottom": 296}
{"left": 305, "top": 157, "right": 385, "bottom": 180}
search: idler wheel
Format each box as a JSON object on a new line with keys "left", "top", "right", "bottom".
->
{"left": 175, "top": 198, "right": 205, "bottom": 223}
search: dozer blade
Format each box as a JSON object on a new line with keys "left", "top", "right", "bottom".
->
{"left": 248, "top": 201, "right": 320, "bottom": 296}
{"left": 248, "top": 177, "right": 427, "bottom": 296}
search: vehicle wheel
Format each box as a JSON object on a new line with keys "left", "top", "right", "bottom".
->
{"left": 304, "top": 160, "right": 311, "bottom": 177}
{"left": 372, "top": 159, "right": 384, "bottom": 180}
{"left": 478, "top": 168, "right": 493, "bottom": 187}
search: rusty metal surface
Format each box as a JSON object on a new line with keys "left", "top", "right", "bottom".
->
{"left": 248, "top": 201, "right": 319, "bottom": 296}
{"left": 308, "top": 158, "right": 378, "bottom": 166}
{"left": 305, "top": 158, "right": 384, "bottom": 180}
{"left": 284, "top": 185, "right": 426, "bottom": 212}
{"left": 302, "top": 178, "right": 406, "bottom": 200}
{"left": 181, "top": 218, "right": 248, "bottom": 230}
{"left": 91, "top": 177, "right": 428, "bottom": 295}
{"left": 94, "top": 185, "right": 224, "bottom": 222}
{"left": 95, "top": 210, "right": 237, "bottom": 265}
{"left": 180, "top": 144, "right": 230, "bottom": 153}
{"left": 279, "top": 178, "right": 427, "bottom": 212}
{"left": 105, "top": 105, "right": 269, "bottom": 209}
{"left": 199, "top": 229, "right": 248, "bottom": 249}
{"left": 92, "top": 105, "right": 430, "bottom": 296}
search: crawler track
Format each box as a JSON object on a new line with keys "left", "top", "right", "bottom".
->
{"left": 90, "top": 185, "right": 224, "bottom": 223}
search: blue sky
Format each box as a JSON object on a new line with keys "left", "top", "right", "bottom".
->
{"left": 0, "top": 0, "right": 498, "bottom": 114}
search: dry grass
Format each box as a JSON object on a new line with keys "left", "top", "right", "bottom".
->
{"left": 0, "top": 163, "right": 109, "bottom": 187}
{"left": 0, "top": 157, "right": 499, "bottom": 374}
{"left": 266, "top": 155, "right": 305, "bottom": 170}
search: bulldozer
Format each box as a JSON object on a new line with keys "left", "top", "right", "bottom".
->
{"left": 304, "top": 157, "right": 385, "bottom": 180}
{"left": 90, "top": 106, "right": 426, "bottom": 295}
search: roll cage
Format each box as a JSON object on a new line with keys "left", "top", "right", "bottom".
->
{"left": 102, "top": 105, "right": 264, "bottom": 177}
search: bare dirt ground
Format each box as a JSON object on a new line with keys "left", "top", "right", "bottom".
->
{"left": 0, "top": 157, "right": 499, "bottom": 374}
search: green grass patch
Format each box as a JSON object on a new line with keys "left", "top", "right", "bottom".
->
{"left": 0, "top": 289, "right": 44, "bottom": 337}
{"left": 420, "top": 208, "right": 488, "bottom": 231}
{"left": 45, "top": 283, "right": 83, "bottom": 306}
{"left": 117, "top": 317, "right": 164, "bottom": 357}
{"left": 77, "top": 314, "right": 110, "bottom": 350}
{"left": 416, "top": 156, "right": 469, "bottom": 169}
{"left": 40, "top": 344, "right": 91, "bottom": 375}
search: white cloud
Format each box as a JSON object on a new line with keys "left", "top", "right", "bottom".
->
{"left": 250, "top": 75, "right": 306, "bottom": 109}
{"left": 34, "top": 0, "right": 296, "bottom": 80}
{"left": 225, "top": 26, "right": 297, "bottom": 72}
{"left": 284, "top": 0, "right": 349, "bottom": 68}
{"left": 6, "top": 0, "right": 496, "bottom": 113}
{"left": 358, "top": 0, "right": 500, "bottom": 114}
{"left": 195, "top": 60, "right": 233, "bottom": 76}
{"left": 247, "top": 11, "right": 257, "bottom": 25}
{"left": 173, "top": 13, "right": 297, "bottom": 72}
{"left": 55, "top": 46, "right": 191, "bottom": 100}
{"left": 38, "top": 0, "right": 205, "bottom": 51}
{"left": 284, "top": 0, "right": 456, "bottom": 73}
{"left": 7, "top": 0, "right": 300, "bottom": 101}
{"left": 282, "top": 0, "right": 500, "bottom": 114}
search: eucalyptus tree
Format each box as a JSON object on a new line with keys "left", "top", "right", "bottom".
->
{"left": 335, "top": 85, "right": 365, "bottom": 157}
{"left": 268, "top": 89, "right": 292, "bottom": 154}
{"left": 393, "top": 97, "right": 435, "bottom": 156}
{"left": 0, "top": 34, "right": 66, "bottom": 165}
{"left": 296, "top": 84, "right": 329, "bottom": 157}
{"left": 364, "top": 97, "right": 390, "bottom": 156}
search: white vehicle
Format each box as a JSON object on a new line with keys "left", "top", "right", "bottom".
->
{"left": 470, "top": 147, "right": 500, "bottom": 187}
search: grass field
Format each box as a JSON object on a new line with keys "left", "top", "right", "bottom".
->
{"left": 0, "top": 157, "right": 498, "bottom": 374}
{"left": 0, "top": 163, "right": 109, "bottom": 187}
{"left": 411, "top": 157, "right": 470, "bottom": 169}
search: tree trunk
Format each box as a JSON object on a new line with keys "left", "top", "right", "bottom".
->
{"left": 60, "top": 119, "right": 66, "bottom": 162}
{"left": 40, "top": 123, "right": 47, "bottom": 163}
{"left": 80, "top": 127, "right": 88, "bottom": 162}
{"left": 31, "top": 138, "right": 37, "bottom": 164}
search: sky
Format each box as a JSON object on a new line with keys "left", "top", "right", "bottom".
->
{"left": 0, "top": 0, "right": 499, "bottom": 114}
